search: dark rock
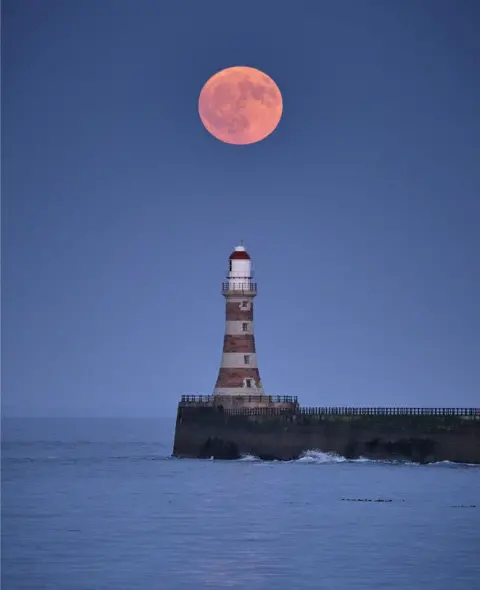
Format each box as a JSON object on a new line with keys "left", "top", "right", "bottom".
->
{"left": 365, "top": 437, "right": 437, "bottom": 463}
{"left": 344, "top": 440, "right": 357, "bottom": 459}
{"left": 450, "top": 505, "right": 476, "bottom": 508}
{"left": 199, "top": 437, "right": 240, "bottom": 460}
{"left": 342, "top": 498, "right": 393, "bottom": 503}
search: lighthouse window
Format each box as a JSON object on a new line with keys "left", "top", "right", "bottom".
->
{"left": 244, "top": 355, "right": 250, "bottom": 365}
{"left": 242, "top": 323, "right": 248, "bottom": 332}
{"left": 246, "top": 379, "right": 253, "bottom": 388}
{"left": 241, "top": 300, "right": 249, "bottom": 309}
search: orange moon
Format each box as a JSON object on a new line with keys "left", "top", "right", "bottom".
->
{"left": 198, "top": 66, "right": 283, "bottom": 145}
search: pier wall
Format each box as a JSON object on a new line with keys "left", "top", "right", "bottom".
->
{"left": 173, "top": 405, "right": 480, "bottom": 464}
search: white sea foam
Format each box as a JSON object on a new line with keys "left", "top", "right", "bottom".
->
{"left": 294, "top": 452, "right": 479, "bottom": 467}
{"left": 427, "top": 460, "right": 479, "bottom": 467}
{"left": 232, "top": 450, "right": 479, "bottom": 467}
{"left": 350, "top": 456, "right": 373, "bottom": 463}
{"left": 297, "top": 450, "right": 348, "bottom": 463}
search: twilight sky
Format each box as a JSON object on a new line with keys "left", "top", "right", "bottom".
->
{"left": 2, "top": 0, "right": 479, "bottom": 417}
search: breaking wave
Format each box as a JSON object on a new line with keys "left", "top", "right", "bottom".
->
{"left": 297, "top": 450, "right": 348, "bottom": 463}
{"left": 236, "top": 450, "right": 376, "bottom": 464}
{"left": 236, "top": 450, "right": 479, "bottom": 467}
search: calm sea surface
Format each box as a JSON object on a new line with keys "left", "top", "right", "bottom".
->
{"left": 2, "top": 417, "right": 479, "bottom": 590}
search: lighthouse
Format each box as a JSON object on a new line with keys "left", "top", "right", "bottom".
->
{"left": 213, "top": 243, "right": 265, "bottom": 400}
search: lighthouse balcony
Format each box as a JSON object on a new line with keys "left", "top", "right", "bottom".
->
{"left": 222, "top": 282, "right": 257, "bottom": 295}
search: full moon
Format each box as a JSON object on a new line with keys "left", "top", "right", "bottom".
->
{"left": 198, "top": 66, "right": 283, "bottom": 145}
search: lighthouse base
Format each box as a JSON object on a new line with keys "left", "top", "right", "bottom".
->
{"left": 212, "top": 394, "right": 298, "bottom": 411}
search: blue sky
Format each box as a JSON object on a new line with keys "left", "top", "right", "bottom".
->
{"left": 2, "top": 0, "right": 479, "bottom": 417}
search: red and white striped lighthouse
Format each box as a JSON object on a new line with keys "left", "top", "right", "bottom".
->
{"left": 213, "top": 243, "right": 264, "bottom": 397}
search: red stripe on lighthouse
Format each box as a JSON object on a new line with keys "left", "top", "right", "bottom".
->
{"left": 222, "top": 334, "right": 256, "bottom": 353}
{"left": 225, "top": 303, "right": 253, "bottom": 322}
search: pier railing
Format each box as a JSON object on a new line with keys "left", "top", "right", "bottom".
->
{"left": 299, "top": 407, "right": 479, "bottom": 416}
{"left": 224, "top": 407, "right": 480, "bottom": 417}
{"left": 181, "top": 395, "right": 214, "bottom": 404}
{"left": 180, "top": 394, "right": 298, "bottom": 404}
{"left": 179, "top": 397, "right": 479, "bottom": 418}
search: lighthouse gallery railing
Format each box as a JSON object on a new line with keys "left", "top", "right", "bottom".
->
{"left": 222, "top": 282, "right": 257, "bottom": 294}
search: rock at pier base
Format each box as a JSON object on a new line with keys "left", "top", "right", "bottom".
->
{"left": 199, "top": 437, "right": 240, "bottom": 460}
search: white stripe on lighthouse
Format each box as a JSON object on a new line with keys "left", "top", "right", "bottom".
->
{"left": 220, "top": 352, "right": 258, "bottom": 369}
{"left": 225, "top": 321, "right": 253, "bottom": 335}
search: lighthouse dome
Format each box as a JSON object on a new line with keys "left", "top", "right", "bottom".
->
{"left": 229, "top": 244, "right": 250, "bottom": 260}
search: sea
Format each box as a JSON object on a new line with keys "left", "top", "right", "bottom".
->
{"left": 2, "top": 417, "right": 479, "bottom": 590}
